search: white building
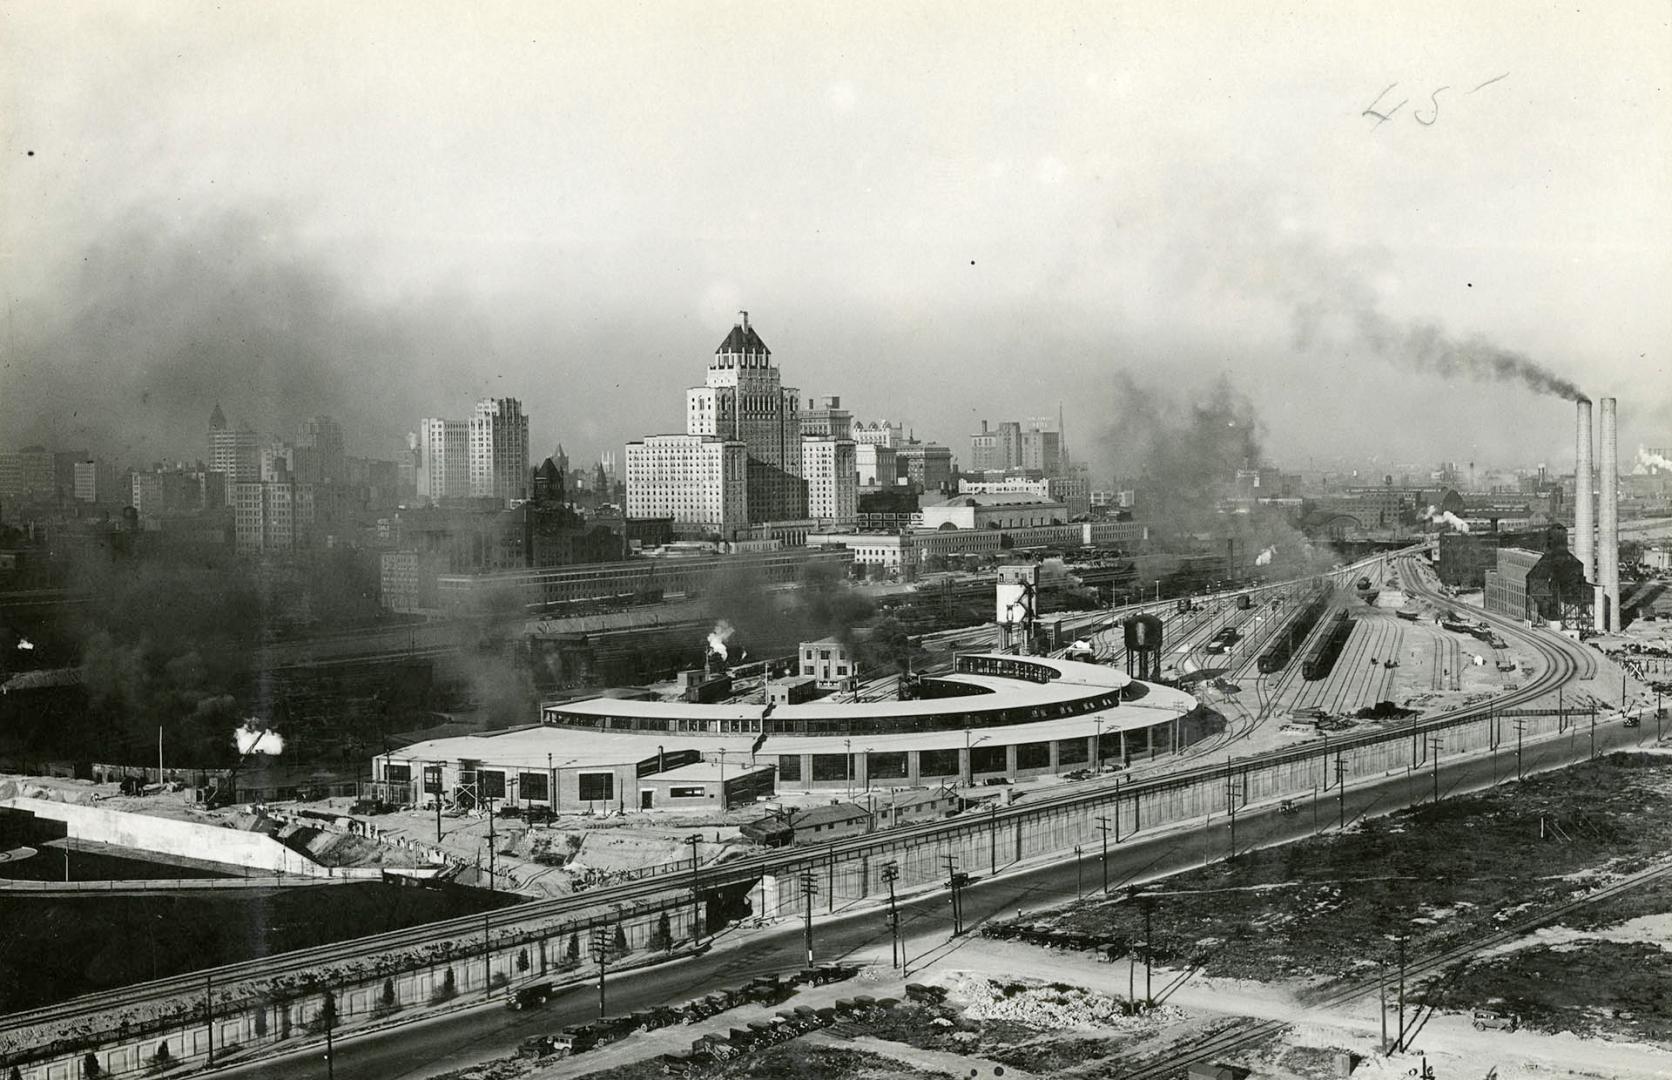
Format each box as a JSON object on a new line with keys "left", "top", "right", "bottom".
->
{"left": 416, "top": 418, "right": 469, "bottom": 503}
{"left": 802, "top": 436, "right": 857, "bottom": 526}
{"left": 856, "top": 443, "right": 897, "bottom": 487}
{"left": 624, "top": 434, "right": 749, "bottom": 535}
{"left": 919, "top": 493, "right": 1067, "bottom": 530}
{"left": 233, "top": 480, "right": 315, "bottom": 554}
{"left": 851, "top": 419, "right": 904, "bottom": 447}
{"left": 207, "top": 405, "right": 259, "bottom": 504}
{"left": 469, "top": 398, "right": 530, "bottom": 504}
{"left": 72, "top": 459, "right": 119, "bottom": 506}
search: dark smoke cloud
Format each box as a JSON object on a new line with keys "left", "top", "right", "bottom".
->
{"left": 1, "top": 207, "right": 483, "bottom": 461}
{"left": 1193, "top": 207, "right": 1590, "bottom": 405}
{"left": 1102, "top": 372, "right": 1264, "bottom": 538}
{"left": 1293, "top": 288, "right": 1589, "bottom": 403}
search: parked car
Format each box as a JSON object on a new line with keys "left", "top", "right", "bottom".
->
{"left": 1471, "top": 1010, "right": 1518, "bottom": 1031}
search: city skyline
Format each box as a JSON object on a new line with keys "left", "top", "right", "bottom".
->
{"left": 3, "top": 4, "right": 1668, "bottom": 475}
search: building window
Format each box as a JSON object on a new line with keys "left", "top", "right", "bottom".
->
{"left": 479, "top": 770, "right": 506, "bottom": 798}
{"left": 669, "top": 786, "right": 707, "bottom": 799}
{"left": 578, "top": 773, "right": 615, "bottom": 802}
{"left": 518, "top": 771, "right": 549, "bottom": 801}
{"left": 385, "top": 763, "right": 411, "bottom": 784}
{"left": 778, "top": 755, "right": 801, "bottom": 781}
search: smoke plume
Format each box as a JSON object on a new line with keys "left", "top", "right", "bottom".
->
{"left": 233, "top": 720, "right": 284, "bottom": 756}
{"left": 1255, "top": 546, "right": 1276, "bottom": 566}
{"left": 706, "top": 620, "right": 735, "bottom": 661}
{"left": 1424, "top": 506, "right": 1471, "bottom": 533}
{"left": 1, "top": 207, "right": 484, "bottom": 461}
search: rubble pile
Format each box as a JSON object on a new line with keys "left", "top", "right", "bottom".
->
{"left": 940, "top": 973, "right": 1177, "bottom": 1029}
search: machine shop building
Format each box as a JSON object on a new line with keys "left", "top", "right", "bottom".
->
{"left": 1483, "top": 545, "right": 1590, "bottom": 625}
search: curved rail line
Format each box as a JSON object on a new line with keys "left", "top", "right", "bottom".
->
{"left": 1, "top": 551, "right": 1589, "bottom": 1043}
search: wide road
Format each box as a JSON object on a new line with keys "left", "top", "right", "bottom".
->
{"left": 222, "top": 703, "right": 1660, "bottom": 1080}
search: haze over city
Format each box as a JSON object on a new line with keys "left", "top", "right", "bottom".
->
{"left": 4, "top": 2, "right": 1668, "bottom": 475}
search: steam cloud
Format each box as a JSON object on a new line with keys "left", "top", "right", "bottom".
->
{"left": 233, "top": 721, "right": 284, "bottom": 755}
{"left": 1255, "top": 546, "right": 1276, "bottom": 566}
{"left": 1636, "top": 449, "right": 1672, "bottom": 474}
{"left": 706, "top": 620, "right": 736, "bottom": 661}
{"left": 1425, "top": 506, "right": 1471, "bottom": 533}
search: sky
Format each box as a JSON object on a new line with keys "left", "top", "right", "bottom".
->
{"left": 2, "top": 1, "right": 1669, "bottom": 482}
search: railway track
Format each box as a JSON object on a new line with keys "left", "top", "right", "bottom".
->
{"left": 1122, "top": 845, "right": 1672, "bottom": 1079}
{"left": 1, "top": 554, "right": 1587, "bottom": 1046}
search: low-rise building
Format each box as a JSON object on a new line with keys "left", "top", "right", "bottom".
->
{"left": 637, "top": 762, "right": 775, "bottom": 811}
{"left": 800, "top": 636, "right": 858, "bottom": 690}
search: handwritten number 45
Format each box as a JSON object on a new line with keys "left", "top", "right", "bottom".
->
{"left": 1363, "top": 73, "right": 1508, "bottom": 128}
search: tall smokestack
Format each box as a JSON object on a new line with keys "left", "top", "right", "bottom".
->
{"left": 1576, "top": 398, "right": 1595, "bottom": 626}
{"left": 1601, "top": 396, "right": 1620, "bottom": 632}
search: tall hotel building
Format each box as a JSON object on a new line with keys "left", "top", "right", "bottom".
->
{"left": 469, "top": 397, "right": 531, "bottom": 503}
{"left": 627, "top": 315, "right": 816, "bottom": 537}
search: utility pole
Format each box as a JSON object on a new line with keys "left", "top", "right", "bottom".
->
{"left": 1074, "top": 844, "right": 1083, "bottom": 899}
{"left": 1095, "top": 815, "right": 1111, "bottom": 894}
{"left": 1334, "top": 758, "right": 1348, "bottom": 830}
{"left": 1141, "top": 895, "right": 1154, "bottom": 1006}
{"left": 1514, "top": 717, "right": 1526, "bottom": 780}
{"left": 592, "top": 927, "right": 609, "bottom": 1017}
{"left": 881, "top": 861, "right": 901, "bottom": 969}
{"left": 685, "top": 833, "right": 705, "bottom": 941}
{"left": 487, "top": 796, "right": 496, "bottom": 891}
{"left": 1427, "top": 736, "right": 1442, "bottom": 804}
{"left": 989, "top": 803, "right": 999, "bottom": 874}
{"left": 942, "top": 855, "right": 962, "bottom": 936}
{"left": 1225, "top": 765, "right": 1237, "bottom": 862}
{"left": 205, "top": 973, "right": 214, "bottom": 1067}
{"left": 1378, "top": 958, "right": 1388, "bottom": 1052}
{"left": 1590, "top": 704, "right": 1598, "bottom": 760}
{"left": 1396, "top": 934, "right": 1408, "bottom": 1052}
{"left": 321, "top": 990, "right": 335, "bottom": 1080}
{"left": 799, "top": 868, "right": 819, "bottom": 963}
{"left": 483, "top": 910, "right": 493, "bottom": 997}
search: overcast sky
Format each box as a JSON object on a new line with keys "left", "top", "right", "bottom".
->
{"left": 3, "top": 2, "right": 1668, "bottom": 480}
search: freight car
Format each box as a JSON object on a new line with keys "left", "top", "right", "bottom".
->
{"left": 1256, "top": 582, "right": 1335, "bottom": 674}
{"left": 1300, "top": 610, "right": 1353, "bottom": 680}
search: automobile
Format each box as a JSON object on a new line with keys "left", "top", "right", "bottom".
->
{"left": 982, "top": 777, "right": 1013, "bottom": 786}
{"left": 1278, "top": 799, "right": 1298, "bottom": 815}
{"left": 1061, "top": 769, "right": 1093, "bottom": 781}
{"left": 508, "top": 981, "right": 556, "bottom": 1010}
{"left": 1624, "top": 716, "right": 1642, "bottom": 728}
{"left": 1384, "top": 659, "right": 1399, "bottom": 669}
{"left": 1471, "top": 1010, "right": 1518, "bottom": 1031}
{"left": 517, "top": 1033, "right": 574, "bottom": 1057}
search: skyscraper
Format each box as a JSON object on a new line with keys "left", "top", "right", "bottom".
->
{"left": 802, "top": 436, "right": 857, "bottom": 525}
{"left": 207, "top": 404, "right": 259, "bottom": 505}
{"left": 416, "top": 418, "right": 469, "bottom": 503}
{"left": 296, "top": 415, "right": 345, "bottom": 483}
{"left": 685, "top": 314, "right": 806, "bottom": 522}
{"left": 627, "top": 314, "right": 813, "bottom": 536}
{"left": 469, "top": 398, "right": 531, "bottom": 504}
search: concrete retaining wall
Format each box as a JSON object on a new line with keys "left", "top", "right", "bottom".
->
{"left": 0, "top": 798, "right": 327, "bottom": 878}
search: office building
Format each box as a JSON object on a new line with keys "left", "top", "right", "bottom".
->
{"left": 232, "top": 480, "right": 316, "bottom": 554}
{"left": 802, "top": 436, "right": 857, "bottom": 526}
{"left": 469, "top": 397, "right": 531, "bottom": 504}
{"left": 416, "top": 418, "right": 469, "bottom": 503}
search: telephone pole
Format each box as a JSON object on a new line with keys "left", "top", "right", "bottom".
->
{"left": 1074, "top": 844, "right": 1083, "bottom": 899}
{"left": 1396, "top": 934, "right": 1408, "bottom": 1052}
{"left": 1224, "top": 765, "right": 1238, "bottom": 862}
{"left": 1427, "top": 736, "right": 1442, "bottom": 804}
{"left": 591, "top": 926, "right": 609, "bottom": 1017}
{"left": 1334, "top": 757, "right": 1348, "bottom": 829}
{"left": 1514, "top": 717, "right": 1526, "bottom": 780}
{"left": 1095, "top": 815, "right": 1111, "bottom": 894}
{"left": 942, "top": 855, "right": 963, "bottom": 936}
{"left": 799, "top": 868, "right": 819, "bottom": 965}
{"left": 881, "top": 861, "right": 901, "bottom": 969}
{"left": 685, "top": 833, "right": 705, "bottom": 941}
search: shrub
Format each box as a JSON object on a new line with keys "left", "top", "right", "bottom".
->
{"left": 651, "top": 911, "right": 673, "bottom": 951}
{"left": 83, "top": 1053, "right": 101, "bottom": 1079}
{"left": 431, "top": 967, "right": 458, "bottom": 1004}
{"left": 612, "top": 925, "right": 628, "bottom": 954}
{"left": 567, "top": 933, "right": 580, "bottom": 962}
{"left": 516, "top": 948, "right": 530, "bottom": 972}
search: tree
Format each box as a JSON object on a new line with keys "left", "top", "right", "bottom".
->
{"left": 380, "top": 977, "right": 398, "bottom": 1012}
{"left": 516, "top": 948, "right": 530, "bottom": 972}
{"left": 152, "top": 1042, "right": 172, "bottom": 1066}
{"left": 567, "top": 932, "right": 580, "bottom": 963}
{"left": 83, "top": 1053, "right": 101, "bottom": 1079}
{"left": 651, "top": 911, "right": 673, "bottom": 951}
{"left": 612, "top": 924, "right": 628, "bottom": 955}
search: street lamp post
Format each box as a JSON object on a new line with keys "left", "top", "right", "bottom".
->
{"left": 964, "top": 731, "right": 989, "bottom": 788}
